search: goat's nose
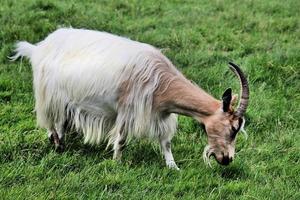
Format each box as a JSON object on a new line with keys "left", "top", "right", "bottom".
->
{"left": 221, "top": 155, "right": 232, "bottom": 165}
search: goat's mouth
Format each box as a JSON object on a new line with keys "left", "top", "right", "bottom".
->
{"left": 203, "top": 146, "right": 232, "bottom": 166}
{"left": 210, "top": 153, "right": 226, "bottom": 166}
{"left": 211, "top": 153, "right": 233, "bottom": 166}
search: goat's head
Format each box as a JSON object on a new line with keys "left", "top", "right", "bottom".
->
{"left": 202, "top": 62, "right": 249, "bottom": 166}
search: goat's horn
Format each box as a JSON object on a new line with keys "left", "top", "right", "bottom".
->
{"left": 228, "top": 62, "right": 249, "bottom": 117}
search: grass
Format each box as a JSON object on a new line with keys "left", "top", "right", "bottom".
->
{"left": 0, "top": 0, "right": 299, "bottom": 199}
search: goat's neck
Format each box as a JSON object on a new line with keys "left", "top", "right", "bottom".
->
{"left": 155, "top": 77, "right": 221, "bottom": 119}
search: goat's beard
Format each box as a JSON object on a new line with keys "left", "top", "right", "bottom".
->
{"left": 202, "top": 145, "right": 214, "bottom": 168}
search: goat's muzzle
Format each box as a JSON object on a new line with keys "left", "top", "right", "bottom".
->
{"left": 211, "top": 152, "right": 233, "bottom": 166}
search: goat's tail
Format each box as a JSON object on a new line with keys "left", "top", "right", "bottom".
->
{"left": 10, "top": 41, "right": 36, "bottom": 61}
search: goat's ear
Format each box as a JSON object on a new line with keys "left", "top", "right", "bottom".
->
{"left": 222, "top": 88, "right": 232, "bottom": 112}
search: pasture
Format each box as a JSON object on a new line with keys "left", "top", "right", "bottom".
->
{"left": 0, "top": 0, "right": 299, "bottom": 199}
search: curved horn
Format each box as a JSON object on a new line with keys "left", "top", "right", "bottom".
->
{"left": 228, "top": 62, "right": 249, "bottom": 117}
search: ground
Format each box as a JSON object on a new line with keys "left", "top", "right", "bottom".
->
{"left": 0, "top": 0, "right": 299, "bottom": 199}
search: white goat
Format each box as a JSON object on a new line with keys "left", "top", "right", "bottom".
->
{"left": 13, "top": 28, "right": 249, "bottom": 169}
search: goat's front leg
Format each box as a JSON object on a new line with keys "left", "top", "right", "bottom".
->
{"left": 160, "top": 137, "right": 179, "bottom": 170}
{"left": 113, "top": 129, "right": 127, "bottom": 160}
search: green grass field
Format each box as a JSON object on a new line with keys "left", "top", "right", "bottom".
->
{"left": 0, "top": 0, "right": 299, "bottom": 199}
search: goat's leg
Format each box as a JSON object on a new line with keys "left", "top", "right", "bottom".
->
{"left": 160, "top": 137, "right": 179, "bottom": 170}
{"left": 48, "top": 128, "right": 62, "bottom": 151}
{"left": 48, "top": 129, "right": 55, "bottom": 144}
{"left": 113, "top": 128, "right": 127, "bottom": 160}
{"left": 48, "top": 122, "right": 65, "bottom": 152}
{"left": 55, "top": 121, "right": 66, "bottom": 150}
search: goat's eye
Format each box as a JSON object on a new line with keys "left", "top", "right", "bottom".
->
{"left": 230, "top": 124, "right": 241, "bottom": 139}
{"left": 230, "top": 127, "right": 238, "bottom": 139}
{"left": 230, "top": 118, "right": 244, "bottom": 140}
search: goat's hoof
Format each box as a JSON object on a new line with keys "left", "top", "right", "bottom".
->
{"left": 55, "top": 143, "right": 64, "bottom": 153}
{"left": 112, "top": 156, "right": 122, "bottom": 163}
{"left": 49, "top": 133, "right": 64, "bottom": 152}
{"left": 49, "top": 134, "right": 55, "bottom": 144}
{"left": 166, "top": 160, "right": 180, "bottom": 170}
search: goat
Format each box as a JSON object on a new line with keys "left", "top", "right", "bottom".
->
{"left": 12, "top": 28, "right": 249, "bottom": 170}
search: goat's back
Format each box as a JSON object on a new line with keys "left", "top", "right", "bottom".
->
{"left": 31, "top": 28, "right": 160, "bottom": 100}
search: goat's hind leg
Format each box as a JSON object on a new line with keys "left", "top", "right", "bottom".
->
{"left": 48, "top": 121, "right": 66, "bottom": 152}
{"left": 160, "top": 137, "right": 179, "bottom": 170}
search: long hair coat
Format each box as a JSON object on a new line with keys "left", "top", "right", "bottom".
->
{"left": 13, "top": 28, "right": 180, "bottom": 145}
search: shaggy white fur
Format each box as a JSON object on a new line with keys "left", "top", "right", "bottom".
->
{"left": 12, "top": 28, "right": 179, "bottom": 146}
